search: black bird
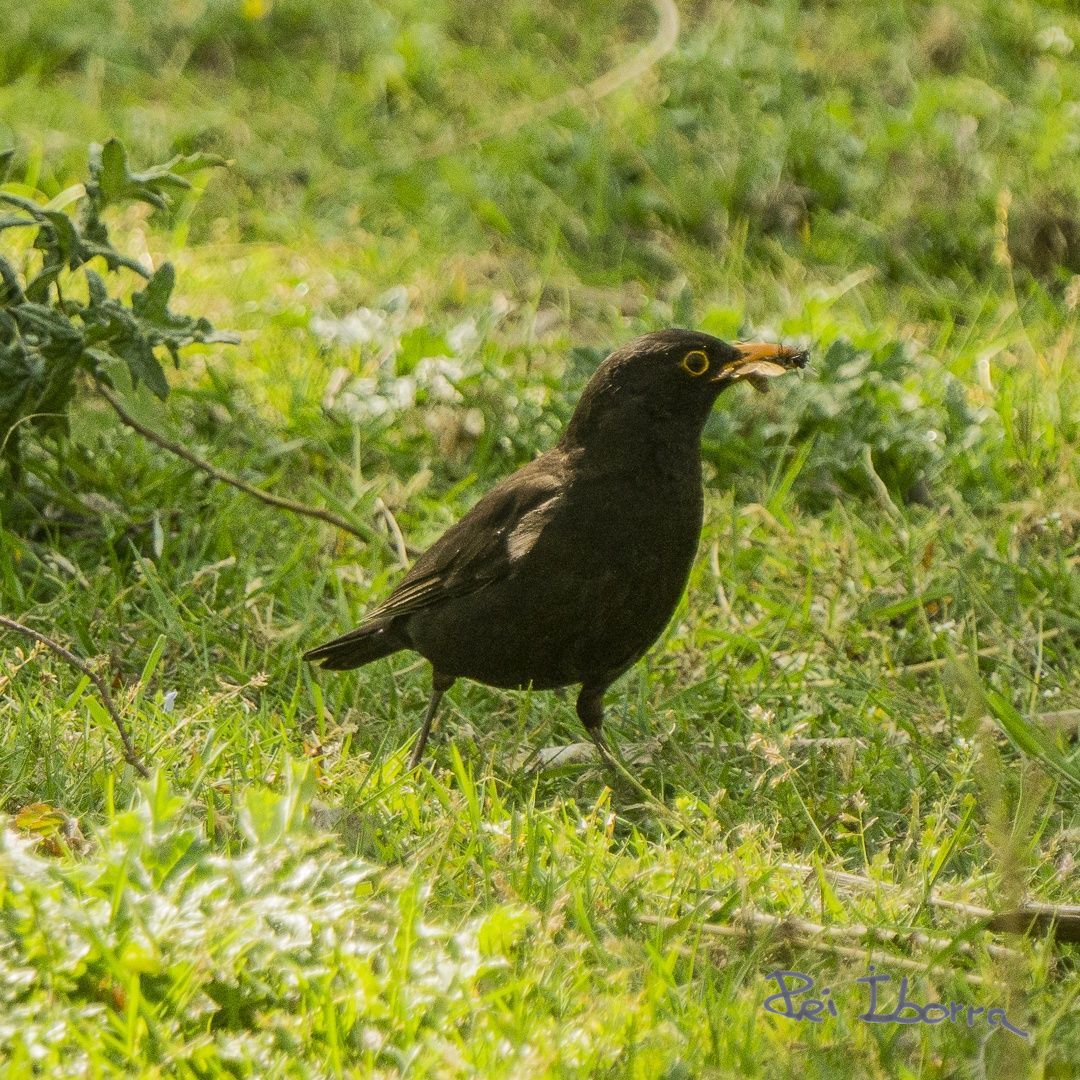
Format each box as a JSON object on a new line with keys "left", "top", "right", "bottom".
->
{"left": 305, "top": 329, "right": 807, "bottom": 768}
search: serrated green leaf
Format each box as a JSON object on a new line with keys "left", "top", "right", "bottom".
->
{"left": 132, "top": 263, "right": 176, "bottom": 324}
{"left": 0, "top": 255, "right": 24, "bottom": 304}
{"left": 25, "top": 265, "right": 64, "bottom": 304}
{"left": 82, "top": 348, "right": 115, "bottom": 381}
{"left": 203, "top": 329, "right": 241, "bottom": 344}
{"left": 12, "top": 302, "right": 83, "bottom": 346}
{"left": 0, "top": 339, "right": 78, "bottom": 439}
{"left": 83, "top": 241, "right": 151, "bottom": 280}
{"left": 0, "top": 148, "right": 14, "bottom": 184}
{"left": 117, "top": 336, "right": 170, "bottom": 400}
{"left": 84, "top": 269, "right": 108, "bottom": 306}
{"left": 133, "top": 172, "right": 191, "bottom": 194}
{"left": 41, "top": 211, "right": 85, "bottom": 268}
{"left": 81, "top": 295, "right": 140, "bottom": 345}
{"left": 79, "top": 202, "right": 109, "bottom": 248}
{"left": 0, "top": 342, "right": 36, "bottom": 397}
{"left": 154, "top": 151, "right": 231, "bottom": 176}
{"left": 134, "top": 187, "right": 171, "bottom": 212}
{"left": 95, "top": 139, "right": 129, "bottom": 206}
{"left": 2, "top": 139, "right": 233, "bottom": 479}
{"left": 88, "top": 139, "right": 227, "bottom": 215}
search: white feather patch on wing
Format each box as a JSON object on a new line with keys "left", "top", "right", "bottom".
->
{"left": 506, "top": 494, "right": 561, "bottom": 562}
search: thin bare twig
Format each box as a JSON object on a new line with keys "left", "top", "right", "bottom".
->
{"left": 861, "top": 444, "right": 904, "bottom": 524}
{"left": 374, "top": 496, "right": 410, "bottom": 568}
{"left": 97, "top": 383, "right": 374, "bottom": 544}
{"left": 708, "top": 540, "right": 733, "bottom": 617}
{"left": 0, "top": 614, "right": 149, "bottom": 777}
{"left": 778, "top": 861, "right": 994, "bottom": 918}
{"left": 808, "top": 627, "right": 1063, "bottom": 687}
{"left": 896, "top": 629, "right": 1061, "bottom": 674}
{"left": 778, "top": 861, "right": 1080, "bottom": 943}
{"left": 637, "top": 912, "right": 988, "bottom": 986}
{"left": 733, "top": 904, "right": 1021, "bottom": 963}
{"left": 986, "top": 906, "right": 1080, "bottom": 943}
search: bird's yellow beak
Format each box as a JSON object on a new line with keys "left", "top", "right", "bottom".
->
{"left": 714, "top": 342, "right": 809, "bottom": 392}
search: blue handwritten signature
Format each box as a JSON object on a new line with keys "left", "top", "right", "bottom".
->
{"left": 762, "top": 967, "right": 1029, "bottom": 1039}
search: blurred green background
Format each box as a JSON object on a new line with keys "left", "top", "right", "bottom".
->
{"left": 8, "top": 0, "right": 1080, "bottom": 290}
{"left": 1, "top": 2, "right": 1078, "bottom": 1077}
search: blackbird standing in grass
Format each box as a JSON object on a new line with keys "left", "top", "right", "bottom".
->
{"left": 305, "top": 329, "right": 807, "bottom": 768}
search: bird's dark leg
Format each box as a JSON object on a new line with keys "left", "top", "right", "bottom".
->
{"left": 576, "top": 684, "right": 614, "bottom": 761}
{"left": 409, "top": 670, "right": 455, "bottom": 769}
{"left": 577, "top": 683, "right": 667, "bottom": 806}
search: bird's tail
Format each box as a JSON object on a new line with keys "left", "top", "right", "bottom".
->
{"left": 302, "top": 620, "right": 404, "bottom": 671}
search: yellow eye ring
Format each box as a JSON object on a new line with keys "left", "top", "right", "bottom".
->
{"left": 680, "top": 350, "right": 709, "bottom": 377}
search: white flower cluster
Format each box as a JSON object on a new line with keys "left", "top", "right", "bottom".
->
{"left": 312, "top": 288, "right": 499, "bottom": 424}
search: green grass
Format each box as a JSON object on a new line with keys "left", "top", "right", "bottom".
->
{"left": 2, "top": 0, "right": 1080, "bottom": 1075}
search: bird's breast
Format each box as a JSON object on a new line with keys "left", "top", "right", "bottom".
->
{"left": 563, "top": 447, "right": 704, "bottom": 558}
{"left": 525, "top": 457, "right": 705, "bottom": 639}
{"left": 562, "top": 470, "right": 702, "bottom": 587}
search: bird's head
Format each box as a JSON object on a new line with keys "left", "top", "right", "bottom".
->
{"left": 561, "top": 328, "right": 808, "bottom": 449}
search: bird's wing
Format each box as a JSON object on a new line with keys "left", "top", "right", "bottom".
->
{"left": 364, "top": 456, "right": 564, "bottom": 623}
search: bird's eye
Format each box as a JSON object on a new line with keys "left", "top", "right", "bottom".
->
{"left": 680, "top": 350, "right": 709, "bottom": 377}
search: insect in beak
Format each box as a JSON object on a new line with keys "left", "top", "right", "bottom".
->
{"left": 715, "top": 342, "right": 809, "bottom": 392}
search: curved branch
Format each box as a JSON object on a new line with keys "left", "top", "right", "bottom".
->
{"left": 0, "top": 614, "right": 149, "bottom": 777}
{"left": 97, "top": 383, "right": 375, "bottom": 544}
